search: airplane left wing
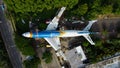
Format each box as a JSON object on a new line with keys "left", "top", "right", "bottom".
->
{"left": 46, "top": 7, "right": 66, "bottom": 30}
{"left": 44, "top": 37, "right": 61, "bottom": 51}
{"left": 83, "top": 34, "right": 95, "bottom": 45}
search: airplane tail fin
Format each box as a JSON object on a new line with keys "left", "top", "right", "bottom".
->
{"left": 83, "top": 20, "right": 97, "bottom": 31}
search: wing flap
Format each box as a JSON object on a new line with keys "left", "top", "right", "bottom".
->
{"left": 44, "top": 37, "right": 61, "bottom": 51}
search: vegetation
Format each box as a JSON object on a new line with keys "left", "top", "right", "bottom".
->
{"left": 42, "top": 51, "right": 53, "bottom": 63}
{"left": 23, "top": 56, "right": 41, "bottom": 68}
{"left": 4, "top": 0, "right": 78, "bottom": 13}
{"left": 84, "top": 39, "right": 120, "bottom": 63}
{"left": 3, "top": 0, "right": 120, "bottom": 65}
{"left": 15, "top": 34, "right": 35, "bottom": 56}
{"left": 4, "top": 0, "right": 120, "bottom": 20}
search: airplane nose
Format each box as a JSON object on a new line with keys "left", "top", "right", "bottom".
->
{"left": 22, "top": 33, "right": 25, "bottom": 37}
{"left": 22, "top": 32, "right": 31, "bottom": 38}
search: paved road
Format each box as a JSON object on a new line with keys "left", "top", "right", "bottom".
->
{"left": 0, "top": 3, "right": 23, "bottom": 68}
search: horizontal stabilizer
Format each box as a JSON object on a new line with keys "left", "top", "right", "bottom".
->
{"left": 83, "top": 20, "right": 97, "bottom": 31}
{"left": 83, "top": 34, "right": 95, "bottom": 45}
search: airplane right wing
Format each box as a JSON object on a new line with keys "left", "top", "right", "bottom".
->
{"left": 46, "top": 7, "right": 66, "bottom": 30}
{"left": 44, "top": 37, "right": 61, "bottom": 51}
{"left": 83, "top": 34, "right": 95, "bottom": 45}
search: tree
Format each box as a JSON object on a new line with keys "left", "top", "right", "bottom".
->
{"left": 113, "top": 1, "right": 120, "bottom": 15}
{"left": 4, "top": 0, "right": 78, "bottom": 13}
{"left": 100, "top": 5, "right": 113, "bottom": 14}
{"left": 42, "top": 51, "right": 52, "bottom": 63}
{"left": 15, "top": 34, "right": 35, "bottom": 56}
{"left": 24, "top": 56, "right": 40, "bottom": 68}
{"left": 86, "top": 9, "right": 99, "bottom": 20}
{"left": 72, "top": 4, "right": 88, "bottom": 16}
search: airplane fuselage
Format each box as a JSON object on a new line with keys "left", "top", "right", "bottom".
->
{"left": 22, "top": 30, "right": 91, "bottom": 38}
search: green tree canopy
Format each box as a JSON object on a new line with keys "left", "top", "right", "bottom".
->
{"left": 42, "top": 51, "right": 52, "bottom": 63}
{"left": 15, "top": 34, "right": 35, "bottom": 56}
{"left": 24, "top": 56, "right": 40, "bottom": 68}
{"left": 72, "top": 4, "right": 88, "bottom": 16}
{"left": 5, "top": 0, "right": 78, "bottom": 13}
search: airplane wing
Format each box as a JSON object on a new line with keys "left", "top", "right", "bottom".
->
{"left": 83, "top": 34, "right": 95, "bottom": 45}
{"left": 83, "top": 20, "right": 97, "bottom": 31}
{"left": 44, "top": 37, "right": 61, "bottom": 51}
{"left": 46, "top": 7, "right": 66, "bottom": 30}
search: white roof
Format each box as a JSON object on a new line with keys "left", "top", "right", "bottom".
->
{"left": 76, "top": 46, "right": 87, "bottom": 61}
{"left": 65, "top": 45, "right": 87, "bottom": 68}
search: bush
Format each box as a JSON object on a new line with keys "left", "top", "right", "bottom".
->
{"left": 24, "top": 56, "right": 41, "bottom": 68}
{"left": 42, "top": 51, "right": 53, "bottom": 63}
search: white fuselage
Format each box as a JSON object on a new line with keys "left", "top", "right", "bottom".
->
{"left": 22, "top": 30, "right": 90, "bottom": 38}
{"left": 59, "top": 30, "right": 90, "bottom": 37}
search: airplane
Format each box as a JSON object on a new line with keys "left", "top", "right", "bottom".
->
{"left": 22, "top": 7, "right": 97, "bottom": 52}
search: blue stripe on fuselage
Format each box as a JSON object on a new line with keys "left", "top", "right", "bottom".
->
{"left": 32, "top": 30, "right": 60, "bottom": 38}
{"left": 78, "top": 31, "right": 97, "bottom": 34}
{"left": 78, "top": 31, "right": 90, "bottom": 34}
